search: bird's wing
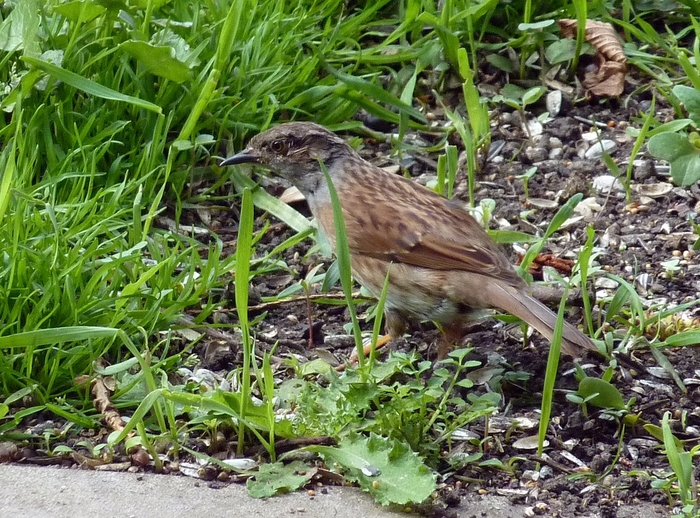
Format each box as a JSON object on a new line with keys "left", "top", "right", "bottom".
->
{"left": 334, "top": 170, "right": 522, "bottom": 285}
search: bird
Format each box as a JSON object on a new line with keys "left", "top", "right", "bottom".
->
{"left": 221, "top": 122, "right": 597, "bottom": 358}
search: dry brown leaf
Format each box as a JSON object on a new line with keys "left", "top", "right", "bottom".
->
{"left": 91, "top": 375, "right": 126, "bottom": 432}
{"left": 517, "top": 253, "right": 575, "bottom": 279}
{"left": 583, "top": 60, "right": 628, "bottom": 97}
{"left": 558, "top": 19, "right": 627, "bottom": 97}
{"left": 559, "top": 20, "right": 626, "bottom": 64}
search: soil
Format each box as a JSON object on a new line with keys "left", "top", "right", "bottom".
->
{"left": 195, "top": 86, "right": 700, "bottom": 516}
{"left": 236, "top": 91, "right": 700, "bottom": 516}
{"left": 5, "top": 80, "right": 700, "bottom": 517}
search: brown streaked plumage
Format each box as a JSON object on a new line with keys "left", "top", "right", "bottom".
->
{"left": 221, "top": 122, "right": 597, "bottom": 357}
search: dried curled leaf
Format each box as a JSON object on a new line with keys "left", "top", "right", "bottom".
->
{"left": 644, "top": 311, "right": 700, "bottom": 341}
{"left": 558, "top": 19, "right": 627, "bottom": 97}
{"left": 517, "top": 253, "right": 574, "bottom": 279}
{"left": 559, "top": 19, "right": 626, "bottom": 64}
{"left": 91, "top": 375, "right": 126, "bottom": 432}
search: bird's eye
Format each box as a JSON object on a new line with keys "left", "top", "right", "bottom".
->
{"left": 270, "top": 140, "right": 285, "bottom": 153}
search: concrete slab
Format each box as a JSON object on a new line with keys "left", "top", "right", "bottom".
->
{"left": 0, "top": 463, "right": 669, "bottom": 518}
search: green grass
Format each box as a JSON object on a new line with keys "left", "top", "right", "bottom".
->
{"left": 0, "top": 0, "right": 698, "bottom": 509}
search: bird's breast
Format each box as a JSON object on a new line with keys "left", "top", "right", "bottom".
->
{"left": 351, "top": 256, "right": 466, "bottom": 324}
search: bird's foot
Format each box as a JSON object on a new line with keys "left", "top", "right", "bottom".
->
{"left": 335, "top": 334, "right": 393, "bottom": 371}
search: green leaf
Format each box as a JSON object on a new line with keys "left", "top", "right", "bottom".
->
{"left": 227, "top": 169, "right": 311, "bottom": 233}
{"left": 0, "top": 406, "right": 45, "bottom": 434}
{"left": 129, "top": 0, "right": 171, "bottom": 8}
{"left": 676, "top": 0, "right": 700, "bottom": 15}
{"left": 519, "top": 20, "right": 555, "bottom": 31}
{"left": 120, "top": 41, "right": 192, "bottom": 84}
{"left": 45, "top": 403, "right": 98, "bottom": 429}
{"left": 0, "top": 326, "right": 119, "bottom": 349}
{"left": 643, "top": 423, "right": 682, "bottom": 449}
{"left": 647, "top": 133, "right": 700, "bottom": 186}
{"left": 577, "top": 377, "right": 625, "bottom": 410}
{"left": 54, "top": 1, "right": 107, "bottom": 23}
{"left": 661, "top": 412, "right": 693, "bottom": 503}
{"left": 545, "top": 38, "right": 578, "bottom": 64}
{"left": 0, "top": 0, "right": 40, "bottom": 54}
{"left": 673, "top": 85, "right": 700, "bottom": 127}
{"left": 501, "top": 83, "right": 525, "bottom": 103}
{"left": 309, "top": 433, "right": 436, "bottom": 506}
{"left": 320, "top": 159, "right": 365, "bottom": 366}
{"left": 456, "top": 379, "right": 474, "bottom": 389}
{"left": 487, "top": 229, "right": 538, "bottom": 244}
{"left": 522, "top": 86, "right": 546, "bottom": 109}
{"left": 0, "top": 138, "right": 16, "bottom": 224}
{"left": 649, "top": 346, "right": 686, "bottom": 393}
{"left": 298, "top": 358, "right": 333, "bottom": 376}
{"left": 322, "top": 61, "right": 426, "bottom": 124}
{"left": 644, "top": 119, "right": 693, "bottom": 137}
{"left": 416, "top": 12, "right": 460, "bottom": 69}
{"left": 648, "top": 133, "right": 698, "bottom": 162}
{"left": 485, "top": 54, "right": 514, "bottom": 73}
{"left": 678, "top": 53, "right": 700, "bottom": 91}
{"left": 479, "top": 458, "right": 505, "bottom": 469}
{"left": 663, "top": 330, "right": 700, "bottom": 347}
{"left": 21, "top": 56, "right": 162, "bottom": 113}
{"left": 115, "top": 259, "right": 169, "bottom": 312}
{"left": 4, "top": 386, "right": 36, "bottom": 405}
{"left": 93, "top": 357, "right": 140, "bottom": 375}
{"left": 246, "top": 461, "right": 309, "bottom": 498}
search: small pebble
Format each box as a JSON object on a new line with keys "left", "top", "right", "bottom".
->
{"left": 546, "top": 90, "right": 562, "bottom": 116}
{"left": 549, "top": 148, "right": 564, "bottom": 160}
{"left": 585, "top": 140, "right": 617, "bottom": 159}
{"left": 499, "top": 112, "right": 513, "bottom": 125}
{"left": 592, "top": 175, "right": 624, "bottom": 194}
{"left": 525, "top": 146, "right": 548, "bottom": 162}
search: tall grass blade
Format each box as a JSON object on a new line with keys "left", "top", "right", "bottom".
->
{"left": 22, "top": 57, "right": 162, "bottom": 113}
{"left": 235, "top": 187, "right": 255, "bottom": 454}
{"left": 319, "top": 160, "right": 365, "bottom": 370}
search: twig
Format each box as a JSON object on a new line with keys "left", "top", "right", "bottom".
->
{"left": 305, "top": 288, "right": 313, "bottom": 349}
{"left": 210, "top": 292, "right": 371, "bottom": 313}
{"left": 573, "top": 115, "right": 609, "bottom": 128}
{"left": 528, "top": 454, "right": 574, "bottom": 474}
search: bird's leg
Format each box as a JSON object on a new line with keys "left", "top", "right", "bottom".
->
{"left": 437, "top": 321, "right": 467, "bottom": 360}
{"left": 341, "top": 309, "right": 406, "bottom": 368}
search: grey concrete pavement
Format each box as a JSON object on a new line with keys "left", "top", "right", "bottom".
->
{"left": 0, "top": 463, "right": 669, "bottom": 517}
{"left": 0, "top": 463, "right": 513, "bottom": 518}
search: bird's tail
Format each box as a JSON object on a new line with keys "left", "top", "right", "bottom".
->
{"left": 490, "top": 283, "right": 597, "bottom": 357}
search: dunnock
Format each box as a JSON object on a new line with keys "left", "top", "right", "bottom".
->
{"left": 221, "top": 122, "right": 596, "bottom": 357}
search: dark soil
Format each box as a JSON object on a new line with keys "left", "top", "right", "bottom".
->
{"left": 207, "top": 91, "right": 700, "bottom": 516}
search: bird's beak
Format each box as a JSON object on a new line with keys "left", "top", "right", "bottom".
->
{"left": 220, "top": 149, "right": 260, "bottom": 166}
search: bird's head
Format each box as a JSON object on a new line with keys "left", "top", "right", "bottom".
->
{"left": 221, "top": 122, "right": 357, "bottom": 193}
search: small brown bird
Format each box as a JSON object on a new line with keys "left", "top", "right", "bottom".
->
{"left": 222, "top": 122, "right": 597, "bottom": 357}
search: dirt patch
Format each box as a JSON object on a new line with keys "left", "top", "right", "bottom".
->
{"left": 202, "top": 89, "right": 700, "bottom": 515}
